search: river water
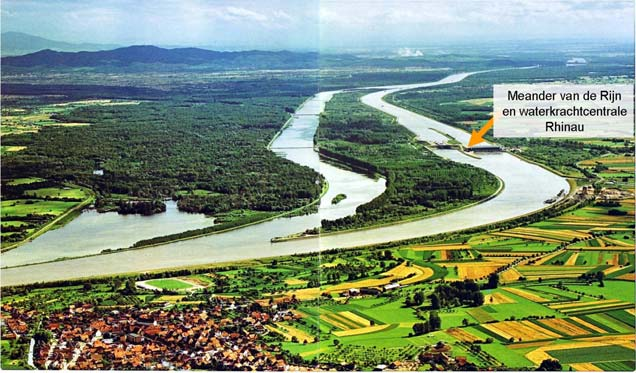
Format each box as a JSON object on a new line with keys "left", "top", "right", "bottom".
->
{"left": 0, "top": 72, "right": 569, "bottom": 286}
{"left": 1, "top": 201, "right": 215, "bottom": 267}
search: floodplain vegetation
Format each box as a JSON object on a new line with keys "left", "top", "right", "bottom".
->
{"left": 317, "top": 92, "right": 499, "bottom": 231}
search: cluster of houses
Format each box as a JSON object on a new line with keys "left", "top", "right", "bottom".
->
{"left": 597, "top": 187, "right": 633, "bottom": 202}
{"left": 1, "top": 305, "right": 30, "bottom": 340}
{"left": 419, "top": 342, "right": 475, "bottom": 371}
{"left": 1, "top": 298, "right": 479, "bottom": 371}
{"left": 574, "top": 185, "right": 633, "bottom": 202}
{"left": 3, "top": 302, "right": 295, "bottom": 370}
{"left": 339, "top": 282, "right": 401, "bottom": 298}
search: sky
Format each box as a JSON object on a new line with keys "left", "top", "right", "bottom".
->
{"left": 1, "top": 0, "right": 634, "bottom": 51}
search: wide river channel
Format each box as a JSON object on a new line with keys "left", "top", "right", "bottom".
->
{"left": 0, "top": 72, "right": 569, "bottom": 285}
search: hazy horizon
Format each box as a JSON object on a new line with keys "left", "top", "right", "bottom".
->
{"left": 2, "top": 0, "right": 634, "bottom": 52}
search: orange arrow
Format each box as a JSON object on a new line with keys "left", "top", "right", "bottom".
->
{"left": 467, "top": 117, "right": 494, "bottom": 147}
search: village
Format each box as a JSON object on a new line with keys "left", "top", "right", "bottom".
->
{"left": 1, "top": 300, "right": 295, "bottom": 371}
{"left": 2, "top": 295, "right": 477, "bottom": 371}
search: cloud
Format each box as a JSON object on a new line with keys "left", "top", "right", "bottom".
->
{"left": 1, "top": 0, "right": 633, "bottom": 49}
{"left": 224, "top": 6, "right": 268, "bottom": 23}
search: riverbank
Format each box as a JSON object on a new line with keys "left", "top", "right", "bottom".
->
{"left": 1, "top": 179, "right": 330, "bottom": 270}
{"left": 1, "top": 184, "right": 96, "bottom": 253}
{"left": 1, "top": 186, "right": 580, "bottom": 287}
{"left": 273, "top": 173, "right": 505, "bottom": 243}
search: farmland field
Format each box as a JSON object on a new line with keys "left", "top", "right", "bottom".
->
{"left": 144, "top": 278, "right": 195, "bottom": 290}
{"left": 548, "top": 345, "right": 635, "bottom": 364}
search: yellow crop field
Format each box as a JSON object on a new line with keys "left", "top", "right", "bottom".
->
{"left": 532, "top": 250, "right": 565, "bottom": 265}
{"left": 280, "top": 262, "right": 433, "bottom": 300}
{"left": 266, "top": 323, "right": 314, "bottom": 343}
{"left": 284, "top": 278, "right": 309, "bottom": 286}
{"left": 520, "top": 320, "right": 562, "bottom": 338}
{"left": 516, "top": 265, "right": 592, "bottom": 280}
{"left": 525, "top": 335, "right": 635, "bottom": 365}
{"left": 564, "top": 252, "right": 579, "bottom": 266}
{"left": 332, "top": 324, "right": 391, "bottom": 337}
{"left": 485, "top": 292, "right": 516, "bottom": 305}
{"left": 568, "top": 317, "right": 607, "bottom": 334}
{"left": 396, "top": 265, "right": 434, "bottom": 285}
{"left": 513, "top": 227, "right": 592, "bottom": 241}
{"left": 538, "top": 318, "right": 589, "bottom": 336}
{"left": 319, "top": 314, "right": 351, "bottom": 330}
{"left": 579, "top": 156, "right": 634, "bottom": 166}
{"left": 603, "top": 265, "right": 625, "bottom": 275}
{"left": 480, "top": 323, "right": 513, "bottom": 340}
{"left": 456, "top": 262, "right": 500, "bottom": 280}
{"left": 569, "top": 363, "right": 601, "bottom": 372}
{"left": 493, "top": 232, "right": 562, "bottom": 243}
{"left": 502, "top": 287, "right": 548, "bottom": 302}
{"left": 494, "top": 227, "right": 595, "bottom": 244}
{"left": 446, "top": 328, "right": 481, "bottom": 342}
{"left": 610, "top": 253, "right": 619, "bottom": 266}
{"left": 557, "top": 221, "right": 610, "bottom": 227}
{"left": 151, "top": 295, "right": 185, "bottom": 302}
{"left": 616, "top": 273, "right": 636, "bottom": 281}
{"left": 283, "top": 287, "right": 322, "bottom": 300}
{"left": 482, "top": 320, "right": 560, "bottom": 342}
{"left": 550, "top": 299, "right": 633, "bottom": 314}
{"left": 602, "top": 237, "right": 632, "bottom": 247}
{"left": 299, "top": 347, "right": 328, "bottom": 358}
{"left": 326, "top": 262, "right": 433, "bottom": 291}
{"left": 338, "top": 311, "right": 371, "bottom": 327}
{"left": 500, "top": 268, "right": 523, "bottom": 282}
{"left": 453, "top": 257, "right": 513, "bottom": 280}
{"left": 550, "top": 299, "right": 621, "bottom": 310}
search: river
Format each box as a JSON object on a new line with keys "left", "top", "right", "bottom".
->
{"left": 0, "top": 72, "right": 569, "bottom": 285}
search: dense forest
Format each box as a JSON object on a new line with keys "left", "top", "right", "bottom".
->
{"left": 317, "top": 92, "right": 499, "bottom": 231}
{"left": 1, "top": 81, "right": 324, "bottom": 217}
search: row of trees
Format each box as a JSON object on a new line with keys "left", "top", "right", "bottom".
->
{"left": 412, "top": 311, "right": 442, "bottom": 335}
{"left": 431, "top": 280, "right": 485, "bottom": 308}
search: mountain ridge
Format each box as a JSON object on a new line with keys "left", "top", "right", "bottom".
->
{"left": 1, "top": 31, "right": 120, "bottom": 56}
{"left": 1, "top": 44, "right": 320, "bottom": 69}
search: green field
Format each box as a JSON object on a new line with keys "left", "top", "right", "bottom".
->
{"left": 565, "top": 281, "right": 635, "bottom": 300}
{"left": 23, "top": 187, "right": 89, "bottom": 199}
{"left": 145, "top": 279, "right": 194, "bottom": 290}
{"left": 548, "top": 345, "right": 635, "bottom": 364}
{"left": 5, "top": 177, "right": 46, "bottom": 186}
{"left": 1, "top": 199, "right": 77, "bottom": 217}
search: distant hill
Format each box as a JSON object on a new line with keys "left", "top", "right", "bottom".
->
{"left": 1, "top": 32, "right": 120, "bottom": 56}
{"left": 1, "top": 45, "right": 320, "bottom": 70}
